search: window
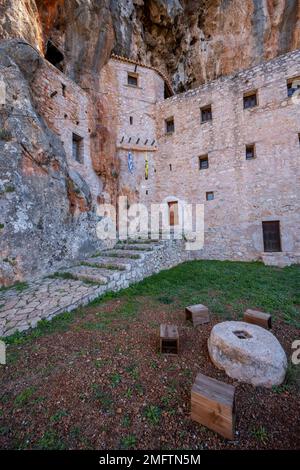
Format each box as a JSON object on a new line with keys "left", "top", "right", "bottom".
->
{"left": 130, "top": 116, "right": 133, "bottom": 125}
{"left": 169, "top": 164, "right": 172, "bottom": 171}
{"left": 72, "top": 133, "right": 83, "bottom": 163}
{"left": 206, "top": 191, "right": 214, "bottom": 201}
{"left": 246, "top": 144, "right": 255, "bottom": 160}
{"left": 199, "top": 155, "right": 209, "bottom": 170}
{"left": 168, "top": 201, "right": 179, "bottom": 226}
{"left": 127, "top": 73, "right": 138, "bottom": 87}
{"left": 287, "top": 77, "right": 300, "bottom": 97}
{"left": 298, "top": 133, "right": 300, "bottom": 145}
{"left": 45, "top": 40, "right": 64, "bottom": 71}
{"left": 165, "top": 117, "right": 175, "bottom": 134}
{"left": 262, "top": 221, "right": 281, "bottom": 252}
{"left": 243, "top": 91, "right": 258, "bottom": 109}
{"left": 62, "top": 83, "right": 66, "bottom": 97}
{"left": 201, "top": 105, "right": 212, "bottom": 123}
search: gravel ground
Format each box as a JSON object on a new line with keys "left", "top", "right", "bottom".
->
{"left": 0, "top": 296, "right": 299, "bottom": 450}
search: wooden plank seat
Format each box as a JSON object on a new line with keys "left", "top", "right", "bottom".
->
{"left": 185, "top": 304, "right": 210, "bottom": 326}
{"left": 191, "top": 372, "right": 236, "bottom": 440}
{"left": 243, "top": 309, "right": 272, "bottom": 329}
{"left": 160, "top": 324, "right": 179, "bottom": 355}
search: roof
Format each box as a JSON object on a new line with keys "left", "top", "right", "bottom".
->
{"left": 111, "top": 54, "right": 174, "bottom": 96}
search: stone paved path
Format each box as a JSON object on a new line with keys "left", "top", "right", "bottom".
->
{"left": 0, "top": 239, "right": 190, "bottom": 337}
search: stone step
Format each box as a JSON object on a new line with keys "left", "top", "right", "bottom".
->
{"left": 116, "top": 243, "right": 155, "bottom": 251}
{"left": 59, "top": 266, "right": 113, "bottom": 284}
{"left": 126, "top": 238, "right": 160, "bottom": 244}
{"left": 83, "top": 257, "right": 132, "bottom": 271}
{"left": 100, "top": 249, "right": 144, "bottom": 259}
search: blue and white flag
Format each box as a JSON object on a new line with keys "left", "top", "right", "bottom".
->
{"left": 128, "top": 151, "right": 134, "bottom": 174}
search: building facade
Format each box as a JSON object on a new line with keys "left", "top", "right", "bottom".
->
{"left": 99, "top": 50, "right": 300, "bottom": 266}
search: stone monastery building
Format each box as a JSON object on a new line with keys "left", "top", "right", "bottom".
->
{"left": 34, "top": 48, "right": 300, "bottom": 267}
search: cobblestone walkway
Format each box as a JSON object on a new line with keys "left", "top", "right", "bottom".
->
{"left": 0, "top": 239, "right": 189, "bottom": 337}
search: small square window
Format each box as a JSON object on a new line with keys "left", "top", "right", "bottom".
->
{"left": 206, "top": 191, "right": 214, "bottom": 201}
{"left": 127, "top": 73, "right": 138, "bottom": 87}
{"left": 165, "top": 117, "right": 175, "bottom": 134}
{"left": 287, "top": 77, "right": 300, "bottom": 97}
{"left": 199, "top": 155, "right": 209, "bottom": 170}
{"left": 72, "top": 133, "right": 84, "bottom": 163}
{"left": 246, "top": 144, "right": 255, "bottom": 160}
{"left": 201, "top": 105, "right": 212, "bottom": 123}
{"left": 243, "top": 91, "right": 258, "bottom": 109}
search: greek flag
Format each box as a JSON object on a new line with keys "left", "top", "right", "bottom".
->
{"left": 128, "top": 151, "right": 134, "bottom": 174}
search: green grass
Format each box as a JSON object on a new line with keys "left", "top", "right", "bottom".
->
{"left": 0, "top": 281, "right": 28, "bottom": 294}
{"left": 50, "top": 409, "right": 68, "bottom": 423}
{"left": 48, "top": 272, "right": 76, "bottom": 281}
{"left": 14, "top": 387, "right": 36, "bottom": 407}
{"left": 110, "top": 372, "right": 122, "bottom": 388}
{"left": 120, "top": 434, "right": 136, "bottom": 449}
{"left": 36, "top": 430, "right": 66, "bottom": 450}
{"left": 144, "top": 405, "right": 162, "bottom": 425}
{"left": 121, "top": 415, "right": 131, "bottom": 428}
{"left": 2, "top": 261, "right": 299, "bottom": 348}
{"left": 91, "top": 384, "right": 113, "bottom": 412}
{"left": 251, "top": 426, "right": 268, "bottom": 444}
{"left": 3, "top": 311, "right": 75, "bottom": 345}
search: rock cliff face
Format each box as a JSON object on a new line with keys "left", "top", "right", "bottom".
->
{"left": 0, "top": 40, "right": 103, "bottom": 285}
{"left": 1, "top": 0, "right": 299, "bottom": 91}
{"left": 0, "top": 0, "right": 300, "bottom": 285}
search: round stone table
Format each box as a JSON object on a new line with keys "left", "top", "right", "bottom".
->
{"left": 208, "top": 321, "right": 287, "bottom": 387}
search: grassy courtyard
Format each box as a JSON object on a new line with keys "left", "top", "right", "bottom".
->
{"left": 0, "top": 260, "right": 299, "bottom": 449}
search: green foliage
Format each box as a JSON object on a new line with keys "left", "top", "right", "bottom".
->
{"left": 14, "top": 387, "right": 36, "bottom": 407}
{"left": 157, "top": 295, "right": 174, "bottom": 304}
{"left": 0, "top": 281, "right": 28, "bottom": 294}
{"left": 144, "top": 405, "right": 162, "bottom": 425}
{"left": 251, "top": 426, "right": 268, "bottom": 444}
{"left": 3, "top": 311, "right": 74, "bottom": 345}
{"left": 110, "top": 372, "right": 122, "bottom": 388}
{"left": 48, "top": 272, "right": 77, "bottom": 280}
{"left": 50, "top": 409, "right": 68, "bottom": 423}
{"left": 36, "top": 430, "right": 66, "bottom": 450}
{"left": 121, "top": 415, "right": 131, "bottom": 428}
{"left": 120, "top": 434, "right": 136, "bottom": 449}
{"left": 91, "top": 384, "right": 113, "bottom": 412}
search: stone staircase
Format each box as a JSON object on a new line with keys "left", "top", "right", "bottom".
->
{"left": 0, "top": 238, "right": 190, "bottom": 337}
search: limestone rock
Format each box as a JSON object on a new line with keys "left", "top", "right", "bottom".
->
{"left": 1, "top": 1, "right": 299, "bottom": 92}
{"left": 208, "top": 321, "right": 287, "bottom": 388}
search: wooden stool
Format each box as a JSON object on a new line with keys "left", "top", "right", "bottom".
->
{"left": 185, "top": 304, "right": 210, "bottom": 326}
{"left": 160, "top": 324, "right": 179, "bottom": 355}
{"left": 191, "top": 372, "right": 235, "bottom": 440}
{"left": 244, "top": 309, "right": 272, "bottom": 329}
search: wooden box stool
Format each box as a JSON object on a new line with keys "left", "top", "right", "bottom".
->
{"left": 244, "top": 309, "right": 272, "bottom": 329}
{"left": 185, "top": 304, "right": 210, "bottom": 326}
{"left": 191, "top": 372, "right": 235, "bottom": 440}
{"left": 160, "top": 324, "right": 179, "bottom": 355}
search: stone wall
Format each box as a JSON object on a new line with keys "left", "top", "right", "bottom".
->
{"left": 31, "top": 59, "right": 103, "bottom": 204}
{"left": 99, "top": 57, "right": 165, "bottom": 207}
{"left": 154, "top": 49, "right": 300, "bottom": 263}
{"left": 0, "top": 239, "right": 191, "bottom": 337}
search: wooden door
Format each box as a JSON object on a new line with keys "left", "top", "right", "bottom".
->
{"left": 262, "top": 221, "right": 281, "bottom": 252}
{"left": 168, "top": 201, "right": 178, "bottom": 226}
